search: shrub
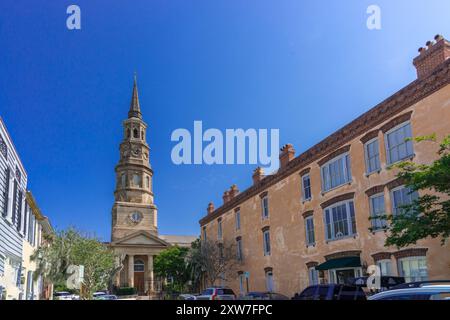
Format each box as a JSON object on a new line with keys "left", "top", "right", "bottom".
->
{"left": 115, "top": 287, "right": 137, "bottom": 296}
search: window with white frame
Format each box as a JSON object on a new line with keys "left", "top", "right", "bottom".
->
{"left": 305, "top": 216, "right": 315, "bottom": 246}
{"left": 308, "top": 267, "right": 319, "bottom": 285}
{"left": 324, "top": 200, "right": 357, "bottom": 241}
{"left": 263, "top": 229, "right": 271, "bottom": 256}
{"left": 236, "top": 238, "right": 243, "bottom": 261}
{"left": 265, "top": 270, "right": 274, "bottom": 292}
{"left": 238, "top": 273, "right": 245, "bottom": 294}
{"left": 301, "top": 174, "right": 312, "bottom": 201}
{"left": 235, "top": 209, "right": 241, "bottom": 231}
{"left": 365, "top": 138, "right": 381, "bottom": 174}
{"left": 202, "top": 226, "right": 207, "bottom": 241}
{"left": 217, "top": 218, "right": 223, "bottom": 240}
{"left": 369, "top": 193, "right": 387, "bottom": 230}
{"left": 377, "top": 259, "right": 393, "bottom": 276}
{"left": 391, "top": 186, "right": 419, "bottom": 216}
{"left": 218, "top": 244, "right": 224, "bottom": 262}
{"left": 385, "top": 122, "right": 414, "bottom": 165}
{"left": 261, "top": 195, "right": 269, "bottom": 219}
{"left": 321, "top": 154, "right": 352, "bottom": 192}
{"left": 398, "top": 256, "right": 428, "bottom": 282}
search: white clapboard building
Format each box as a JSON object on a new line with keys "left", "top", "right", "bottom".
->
{"left": 0, "top": 117, "right": 28, "bottom": 300}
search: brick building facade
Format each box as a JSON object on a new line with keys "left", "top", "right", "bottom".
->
{"left": 199, "top": 35, "right": 450, "bottom": 297}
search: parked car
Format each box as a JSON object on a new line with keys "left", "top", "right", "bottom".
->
{"left": 178, "top": 294, "right": 197, "bottom": 300}
{"left": 293, "top": 284, "right": 366, "bottom": 300}
{"left": 391, "top": 280, "right": 450, "bottom": 290}
{"left": 93, "top": 291, "right": 107, "bottom": 299}
{"left": 368, "top": 285, "right": 450, "bottom": 300}
{"left": 349, "top": 276, "right": 405, "bottom": 294}
{"left": 196, "top": 287, "right": 236, "bottom": 300}
{"left": 54, "top": 291, "right": 75, "bottom": 300}
{"left": 97, "top": 294, "right": 118, "bottom": 300}
{"left": 242, "top": 291, "right": 289, "bottom": 300}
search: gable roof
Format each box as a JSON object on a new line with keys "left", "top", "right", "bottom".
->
{"left": 111, "top": 230, "right": 171, "bottom": 247}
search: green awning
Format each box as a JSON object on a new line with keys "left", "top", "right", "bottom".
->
{"left": 315, "top": 256, "right": 361, "bottom": 271}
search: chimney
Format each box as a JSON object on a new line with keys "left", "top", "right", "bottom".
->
{"left": 229, "top": 184, "right": 239, "bottom": 199}
{"left": 252, "top": 167, "right": 264, "bottom": 185}
{"left": 279, "top": 144, "right": 295, "bottom": 169}
{"left": 207, "top": 202, "right": 215, "bottom": 214}
{"left": 413, "top": 34, "right": 450, "bottom": 79}
{"left": 222, "top": 191, "right": 230, "bottom": 204}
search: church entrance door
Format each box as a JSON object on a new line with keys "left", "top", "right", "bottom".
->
{"left": 134, "top": 272, "right": 145, "bottom": 295}
{"left": 134, "top": 258, "right": 146, "bottom": 295}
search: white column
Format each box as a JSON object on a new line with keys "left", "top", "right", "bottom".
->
{"left": 128, "top": 255, "right": 134, "bottom": 288}
{"left": 148, "top": 255, "right": 154, "bottom": 293}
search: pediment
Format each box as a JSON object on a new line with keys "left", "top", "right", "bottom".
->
{"left": 112, "top": 231, "right": 170, "bottom": 247}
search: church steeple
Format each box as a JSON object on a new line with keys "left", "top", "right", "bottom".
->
{"left": 128, "top": 74, "right": 142, "bottom": 119}
{"left": 111, "top": 75, "right": 157, "bottom": 241}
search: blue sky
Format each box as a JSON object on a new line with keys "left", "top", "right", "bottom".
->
{"left": 0, "top": 0, "right": 449, "bottom": 241}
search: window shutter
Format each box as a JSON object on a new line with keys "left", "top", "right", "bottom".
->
{"left": 23, "top": 201, "right": 28, "bottom": 237}
{"left": 11, "top": 179, "right": 17, "bottom": 224}
{"left": 2, "top": 168, "right": 9, "bottom": 217}
{"left": 30, "top": 271, "right": 34, "bottom": 300}
{"left": 16, "top": 191, "right": 23, "bottom": 232}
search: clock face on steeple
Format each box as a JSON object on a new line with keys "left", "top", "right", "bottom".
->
{"left": 132, "top": 147, "right": 141, "bottom": 157}
{"left": 129, "top": 211, "right": 143, "bottom": 224}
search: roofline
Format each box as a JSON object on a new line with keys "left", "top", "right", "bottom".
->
{"left": 199, "top": 58, "right": 450, "bottom": 226}
{"left": 0, "top": 117, "right": 28, "bottom": 177}
{"left": 25, "top": 190, "right": 54, "bottom": 233}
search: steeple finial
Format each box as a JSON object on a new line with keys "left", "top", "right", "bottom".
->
{"left": 128, "top": 73, "right": 142, "bottom": 119}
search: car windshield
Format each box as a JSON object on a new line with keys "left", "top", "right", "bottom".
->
{"left": 217, "top": 289, "right": 234, "bottom": 295}
{"left": 201, "top": 289, "right": 214, "bottom": 295}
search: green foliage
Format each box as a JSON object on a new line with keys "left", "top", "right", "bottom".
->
{"left": 31, "top": 227, "right": 116, "bottom": 300}
{"left": 115, "top": 287, "right": 136, "bottom": 296}
{"left": 384, "top": 135, "right": 450, "bottom": 248}
{"left": 154, "top": 246, "right": 190, "bottom": 292}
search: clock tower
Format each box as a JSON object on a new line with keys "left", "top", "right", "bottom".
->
{"left": 111, "top": 76, "right": 158, "bottom": 241}
{"left": 109, "top": 76, "right": 195, "bottom": 296}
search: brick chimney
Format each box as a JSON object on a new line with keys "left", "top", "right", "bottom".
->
{"left": 413, "top": 34, "right": 450, "bottom": 79}
{"left": 229, "top": 184, "right": 239, "bottom": 199}
{"left": 207, "top": 202, "right": 215, "bottom": 214}
{"left": 252, "top": 167, "right": 264, "bottom": 185}
{"left": 279, "top": 144, "right": 295, "bottom": 169}
{"left": 222, "top": 190, "right": 230, "bottom": 204}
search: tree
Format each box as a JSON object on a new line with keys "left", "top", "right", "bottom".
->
{"left": 383, "top": 134, "right": 450, "bottom": 248}
{"left": 153, "top": 246, "right": 190, "bottom": 292}
{"left": 186, "top": 239, "right": 239, "bottom": 288}
{"left": 32, "top": 228, "right": 116, "bottom": 299}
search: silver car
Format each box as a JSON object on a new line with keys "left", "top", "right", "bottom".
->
{"left": 196, "top": 287, "right": 236, "bottom": 300}
{"left": 368, "top": 285, "right": 450, "bottom": 300}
